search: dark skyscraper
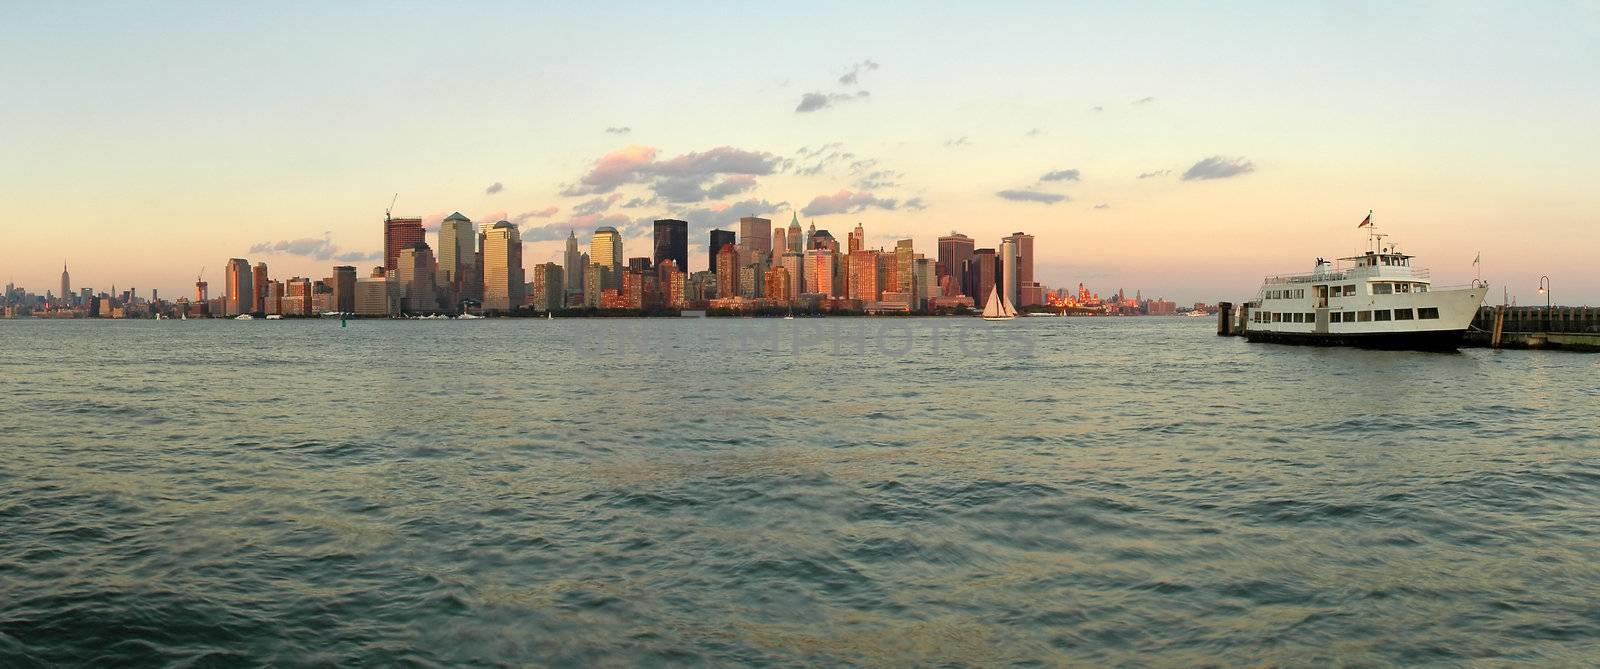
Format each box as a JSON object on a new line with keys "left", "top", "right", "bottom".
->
{"left": 937, "top": 233, "right": 975, "bottom": 296}
{"left": 384, "top": 216, "right": 425, "bottom": 271}
{"left": 654, "top": 219, "right": 688, "bottom": 274}
{"left": 708, "top": 229, "right": 735, "bottom": 273}
{"left": 331, "top": 265, "right": 357, "bottom": 313}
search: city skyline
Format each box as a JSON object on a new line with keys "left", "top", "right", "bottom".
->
{"left": 3, "top": 3, "right": 1597, "bottom": 303}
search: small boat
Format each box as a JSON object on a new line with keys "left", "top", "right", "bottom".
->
{"left": 547, "top": 312, "right": 553, "bottom": 320}
{"left": 265, "top": 314, "right": 283, "bottom": 320}
{"left": 980, "top": 285, "right": 1017, "bottom": 321}
{"left": 234, "top": 314, "right": 254, "bottom": 320}
{"left": 1187, "top": 310, "right": 1211, "bottom": 318}
{"left": 458, "top": 313, "right": 484, "bottom": 320}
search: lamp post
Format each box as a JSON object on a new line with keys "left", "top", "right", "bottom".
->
{"left": 1537, "top": 276, "right": 1551, "bottom": 332}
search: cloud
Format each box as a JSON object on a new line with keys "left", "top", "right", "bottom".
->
{"left": 1132, "top": 96, "right": 1156, "bottom": 105}
{"left": 561, "top": 144, "right": 781, "bottom": 197}
{"left": 1093, "top": 203, "right": 1111, "bottom": 210}
{"left": 705, "top": 175, "right": 759, "bottom": 200}
{"left": 904, "top": 197, "right": 928, "bottom": 211}
{"left": 249, "top": 235, "right": 377, "bottom": 262}
{"left": 1039, "top": 169, "right": 1080, "bottom": 182}
{"left": 1137, "top": 169, "right": 1171, "bottom": 179}
{"left": 485, "top": 182, "right": 504, "bottom": 195}
{"left": 852, "top": 169, "right": 901, "bottom": 190}
{"left": 837, "top": 59, "right": 880, "bottom": 86}
{"left": 572, "top": 194, "right": 623, "bottom": 216}
{"left": 621, "top": 197, "right": 653, "bottom": 209}
{"left": 795, "top": 90, "right": 870, "bottom": 113}
{"left": 604, "top": 126, "right": 631, "bottom": 135}
{"left": 1090, "top": 106, "right": 1103, "bottom": 112}
{"left": 1181, "top": 156, "right": 1255, "bottom": 181}
{"left": 669, "top": 198, "right": 788, "bottom": 229}
{"left": 512, "top": 206, "right": 559, "bottom": 223}
{"left": 1025, "top": 128, "right": 1046, "bottom": 137}
{"left": 996, "top": 190, "right": 1068, "bottom": 204}
{"left": 801, "top": 189, "right": 900, "bottom": 216}
{"left": 944, "top": 136, "right": 969, "bottom": 148}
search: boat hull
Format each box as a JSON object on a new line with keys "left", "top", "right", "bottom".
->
{"left": 1245, "top": 328, "right": 1465, "bottom": 351}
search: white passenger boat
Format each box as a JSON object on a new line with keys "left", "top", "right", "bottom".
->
{"left": 1245, "top": 219, "right": 1486, "bottom": 350}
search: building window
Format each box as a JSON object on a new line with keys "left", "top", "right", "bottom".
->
{"left": 1358, "top": 311, "right": 1372, "bottom": 322}
{"left": 1419, "top": 307, "right": 1439, "bottom": 319}
{"left": 1394, "top": 308, "right": 1414, "bottom": 320}
{"left": 1374, "top": 310, "right": 1392, "bottom": 321}
{"left": 1373, "top": 283, "right": 1393, "bottom": 295}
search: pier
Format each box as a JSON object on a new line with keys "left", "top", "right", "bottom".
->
{"left": 1465, "top": 306, "right": 1600, "bottom": 351}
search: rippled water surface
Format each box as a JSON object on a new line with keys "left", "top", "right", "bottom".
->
{"left": 2, "top": 317, "right": 1597, "bottom": 666}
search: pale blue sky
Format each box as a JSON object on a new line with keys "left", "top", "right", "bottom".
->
{"left": 3, "top": 1, "right": 1597, "bottom": 303}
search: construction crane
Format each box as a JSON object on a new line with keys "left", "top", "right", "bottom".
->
{"left": 385, "top": 193, "right": 398, "bottom": 222}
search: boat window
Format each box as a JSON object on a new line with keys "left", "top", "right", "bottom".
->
{"left": 1394, "top": 308, "right": 1414, "bottom": 320}
{"left": 1374, "top": 310, "right": 1392, "bottom": 321}
{"left": 1419, "top": 307, "right": 1439, "bottom": 319}
{"left": 1272, "top": 312, "right": 1281, "bottom": 322}
{"left": 1358, "top": 311, "right": 1372, "bottom": 322}
{"left": 1396, "top": 283, "right": 1410, "bottom": 293}
{"left": 1415, "top": 284, "right": 1428, "bottom": 293}
{"left": 1373, "top": 283, "right": 1393, "bottom": 295}
{"left": 1330, "top": 312, "right": 1342, "bottom": 323}
{"left": 1305, "top": 313, "right": 1315, "bottom": 322}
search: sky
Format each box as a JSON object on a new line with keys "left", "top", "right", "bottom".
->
{"left": 3, "top": 1, "right": 1597, "bottom": 305}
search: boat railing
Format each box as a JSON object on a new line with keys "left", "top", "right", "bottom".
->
{"left": 1262, "top": 267, "right": 1430, "bottom": 284}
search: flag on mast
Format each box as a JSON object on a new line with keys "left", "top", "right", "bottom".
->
{"left": 1357, "top": 213, "right": 1372, "bottom": 228}
{"left": 1473, "top": 252, "right": 1481, "bottom": 266}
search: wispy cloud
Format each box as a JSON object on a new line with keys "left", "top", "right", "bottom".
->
{"left": 1025, "top": 128, "right": 1046, "bottom": 137}
{"left": 604, "top": 126, "right": 631, "bottom": 135}
{"left": 801, "top": 189, "right": 900, "bottom": 216}
{"left": 1131, "top": 96, "right": 1156, "bottom": 105}
{"left": 572, "top": 193, "right": 623, "bottom": 216}
{"left": 944, "top": 136, "right": 970, "bottom": 148}
{"left": 1181, "top": 156, "right": 1255, "bottom": 181}
{"left": 1039, "top": 169, "right": 1080, "bottom": 182}
{"left": 249, "top": 235, "right": 378, "bottom": 262}
{"left": 485, "top": 182, "right": 504, "bottom": 195}
{"left": 904, "top": 197, "right": 928, "bottom": 211}
{"left": 669, "top": 198, "right": 789, "bottom": 229}
{"left": 511, "top": 207, "right": 559, "bottom": 224}
{"left": 853, "top": 169, "right": 901, "bottom": 190}
{"left": 1093, "top": 203, "right": 1111, "bottom": 210}
{"left": 795, "top": 90, "right": 870, "bottom": 113}
{"left": 996, "top": 190, "right": 1068, "bottom": 204}
{"left": 837, "top": 59, "right": 880, "bottom": 86}
{"left": 560, "top": 145, "right": 782, "bottom": 197}
{"left": 1090, "top": 106, "right": 1104, "bottom": 113}
{"left": 1137, "top": 169, "right": 1171, "bottom": 179}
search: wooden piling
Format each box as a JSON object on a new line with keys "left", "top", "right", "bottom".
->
{"left": 1217, "top": 301, "right": 1233, "bottom": 336}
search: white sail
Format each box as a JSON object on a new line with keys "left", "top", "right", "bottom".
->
{"left": 981, "top": 286, "right": 1015, "bottom": 319}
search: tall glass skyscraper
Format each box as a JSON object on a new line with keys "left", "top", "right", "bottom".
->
{"left": 591, "top": 227, "right": 622, "bottom": 289}
{"left": 653, "top": 219, "right": 687, "bottom": 275}
{"left": 708, "top": 229, "right": 735, "bottom": 273}
{"left": 482, "top": 221, "right": 524, "bottom": 312}
{"left": 438, "top": 212, "right": 477, "bottom": 305}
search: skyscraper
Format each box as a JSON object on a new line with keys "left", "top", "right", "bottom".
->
{"left": 969, "top": 248, "right": 997, "bottom": 310}
{"left": 1003, "top": 231, "right": 1040, "bottom": 306}
{"left": 937, "top": 233, "right": 975, "bottom": 296}
{"left": 774, "top": 226, "right": 787, "bottom": 257}
{"left": 384, "top": 216, "right": 425, "bottom": 271}
{"left": 848, "top": 223, "right": 865, "bottom": 254}
{"left": 564, "top": 231, "right": 583, "bottom": 295}
{"left": 806, "top": 248, "right": 837, "bottom": 296}
{"left": 892, "top": 239, "right": 914, "bottom": 293}
{"left": 252, "top": 262, "right": 269, "bottom": 313}
{"left": 396, "top": 242, "right": 439, "bottom": 314}
{"left": 848, "top": 250, "right": 882, "bottom": 302}
{"left": 531, "top": 262, "right": 563, "bottom": 311}
{"left": 738, "top": 216, "right": 772, "bottom": 257}
{"left": 653, "top": 219, "right": 687, "bottom": 273}
{"left": 591, "top": 226, "right": 622, "bottom": 289}
{"left": 482, "top": 221, "right": 524, "bottom": 313}
{"left": 787, "top": 213, "right": 803, "bottom": 253}
{"left": 708, "top": 229, "right": 735, "bottom": 273}
{"left": 781, "top": 251, "right": 806, "bottom": 300}
{"left": 331, "top": 265, "right": 357, "bottom": 313}
{"left": 999, "top": 237, "right": 1019, "bottom": 310}
{"left": 224, "top": 258, "right": 253, "bottom": 316}
{"left": 438, "top": 212, "right": 478, "bottom": 305}
{"left": 716, "top": 243, "right": 740, "bottom": 299}
{"left": 59, "top": 261, "right": 70, "bottom": 303}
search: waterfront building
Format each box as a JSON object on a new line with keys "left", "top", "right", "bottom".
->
{"left": 891, "top": 239, "right": 914, "bottom": 293}
{"left": 621, "top": 269, "right": 646, "bottom": 309}
{"left": 1004, "top": 231, "right": 1042, "bottom": 307}
{"left": 765, "top": 266, "right": 791, "bottom": 302}
{"left": 531, "top": 262, "right": 563, "bottom": 312}
{"left": 913, "top": 257, "right": 937, "bottom": 310}
{"left": 781, "top": 252, "right": 806, "bottom": 300}
{"left": 805, "top": 249, "right": 837, "bottom": 297}
{"left": 739, "top": 216, "right": 772, "bottom": 257}
{"left": 591, "top": 227, "right": 622, "bottom": 290}
{"left": 660, "top": 261, "right": 686, "bottom": 308}
{"left": 354, "top": 272, "right": 399, "bottom": 316}
{"left": 395, "top": 243, "right": 439, "bottom": 313}
{"left": 848, "top": 223, "right": 865, "bottom": 254}
{"left": 438, "top": 212, "right": 479, "bottom": 306}
{"left": 740, "top": 264, "right": 762, "bottom": 299}
{"left": 251, "top": 262, "right": 269, "bottom": 313}
{"left": 331, "top": 266, "right": 356, "bottom": 313}
{"left": 1000, "top": 237, "right": 1019, "bottom": 310}
{"left": 938, "top": 233, "right": 975, "bottom": 296}
{"left": 708, "top": 229, "right": 735, "bottom": 272}
{"left": 968, "top": 248, "right": 997, "bottom": 308}
{"left": 848, "top": 250, "right": 882, "bottom": 302}
{"left": 384, "top": 216, "right": 425, "bottom": 271}
{"left": 224, "top": 258, "right": 252, "bottom": 316}
{"left": 482, "top": 221, "right": 524, "bottom": 313}
{"left": 264, "top": 280, "right": 283, "bottom": 316}
{"left": 584, "top": 263, "right": 607, "bottom": 308}
{"left": 688, "top": 271, "right": 717, "bottom": 302}
{"left": 284, "top": 277, "right": 312, "bottom": 316}
{"left": 564, "top": 231, "right": 584, "bottom": 295}
{"left": 653, "top": 219, "right": 688, "bottom": 274}
{"left": 716, "top": 243, "right": 740, "bottom": 299}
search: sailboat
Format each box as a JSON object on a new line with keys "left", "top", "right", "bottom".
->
{"left": 980, "top": 285, "right": 1017, "bottom": 321}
